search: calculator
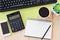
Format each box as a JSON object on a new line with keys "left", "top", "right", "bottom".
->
{"left": 7, "top": 11, "right": 25, "bottom": 32}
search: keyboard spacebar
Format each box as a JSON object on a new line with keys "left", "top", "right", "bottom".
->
{"left": 10, "top": 4, "right": 23, "bottom": 7}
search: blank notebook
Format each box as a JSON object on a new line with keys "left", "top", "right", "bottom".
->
{"left": 24, "top": 19, "right": 52, "bottom": 39}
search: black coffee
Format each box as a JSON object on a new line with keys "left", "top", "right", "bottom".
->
{"left": 39, "top": 7, "right": 49, "bottom": 17}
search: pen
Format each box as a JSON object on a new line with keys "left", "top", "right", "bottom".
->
{"left": 41, "top": 25, "right": 51, "bottom": 40}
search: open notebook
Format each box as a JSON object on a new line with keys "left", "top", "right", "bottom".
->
{"left": 24, "top": 19, "right": 52, "bottom": 39}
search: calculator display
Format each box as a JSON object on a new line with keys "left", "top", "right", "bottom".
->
{"left": 7, "top": 11, "right": 25, "bottom": 32}
{"left": 9, "top": 14, "right": 20, "bottom": 20}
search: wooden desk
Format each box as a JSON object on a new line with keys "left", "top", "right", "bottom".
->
{"left": 0, "top": 0, "right": 60, "bottom": 40}
{"left": 52, "top": 14, "right": 60, "bottom": 40}
{"left": 0, "top": 27, "right": 45, "bottom": 40}
{"left": 0, "top": 13, "right": 60, "bottom": 40}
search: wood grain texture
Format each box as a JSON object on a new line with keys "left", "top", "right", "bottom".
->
{"left": 52, "top": 14, "right": 60, "bottom": 40}
{"left": 2, "top": 29, "right": 42, "bottom": 40}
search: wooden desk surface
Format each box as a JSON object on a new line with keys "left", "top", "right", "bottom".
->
{"left": 52, "top": 14, "right": 60, "bottom": 40}
{"left": 0, "top": 0, "right": 60, "bottom": 40}
{"left": 0, "top": 13, "right": 60, "bottom": 40}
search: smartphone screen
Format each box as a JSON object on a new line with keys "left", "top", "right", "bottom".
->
{"left": 0, "top": 21, "right": 10, "bottom": 37}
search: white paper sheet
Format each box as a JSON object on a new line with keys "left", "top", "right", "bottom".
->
{"left": 24, "top": 19, "right": 52, "bottom": 39}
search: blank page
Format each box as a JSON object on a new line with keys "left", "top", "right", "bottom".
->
{"left": 24, "top": 19, "right": 52, "bottom": 39}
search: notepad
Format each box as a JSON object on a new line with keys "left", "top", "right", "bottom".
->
{"left": 24, "top": 19, "right": 52, "bottom": 39}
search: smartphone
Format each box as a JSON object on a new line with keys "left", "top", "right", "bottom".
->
{"left": 0, "top": 20, "right": 10, "bottom": 37}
